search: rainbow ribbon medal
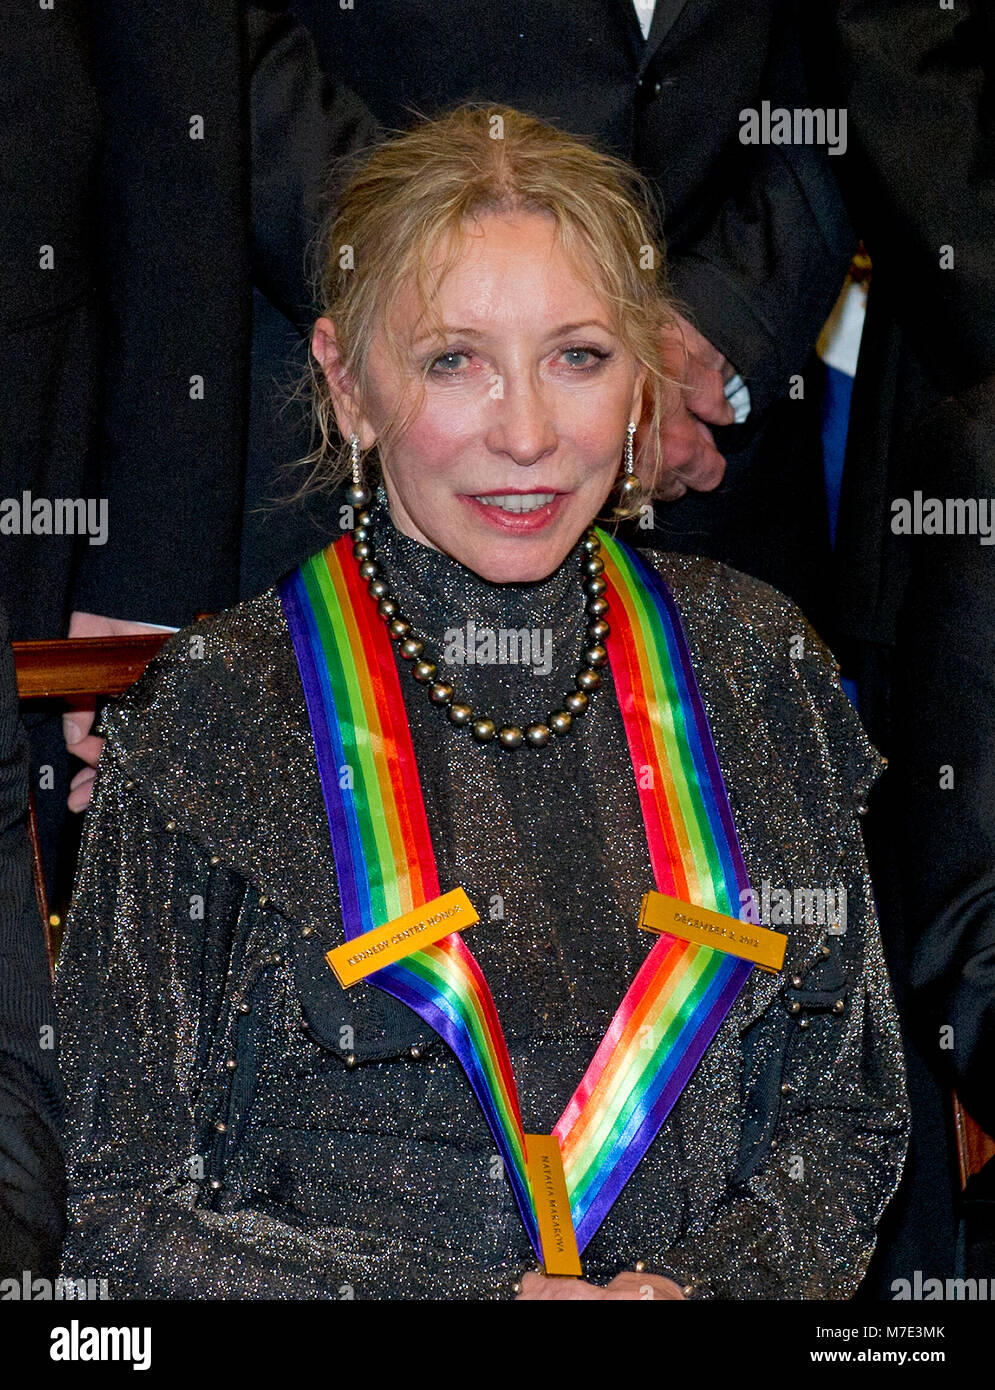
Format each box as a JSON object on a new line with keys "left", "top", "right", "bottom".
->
{"left": 279, "top": 528, "right": 754, "bottom": 1260}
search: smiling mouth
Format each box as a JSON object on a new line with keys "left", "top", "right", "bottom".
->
{"left": 470, "top": 492, "right": 559, "bottom": 513}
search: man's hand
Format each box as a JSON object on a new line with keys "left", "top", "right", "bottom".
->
{"left": 515, "top": 1270, "right": 686, "bottom": 1301}
{"left": 647, "top": 311, "right": 737, "bottom": 502}
{"left": 62, "top": 611, "right": 174, "bottom": 812}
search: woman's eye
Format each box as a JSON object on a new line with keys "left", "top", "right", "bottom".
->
{"left": 429, "top": 351, "right": 471, "bottom": 373}
{"left": 561, "top": 346, "right": 609, "bottom": 369}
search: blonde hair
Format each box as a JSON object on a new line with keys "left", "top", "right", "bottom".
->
{"left": 298, "top": 102, "right": 682, "bottom": 521}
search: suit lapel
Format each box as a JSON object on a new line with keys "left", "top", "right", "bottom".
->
{"left": 641, "top": 0, "right": 693, "bottom": 71}
{"left": 610, "top": 0, "right": 645, "bottom": 62}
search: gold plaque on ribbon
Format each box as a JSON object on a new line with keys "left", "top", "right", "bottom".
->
{"left": 638, "top": 890, "right": 787, "bottom": 974}
{"left": 525, "top": 1134, "right": 582, "bottom": 1279}
{"left": 325, "top": 886, "right": 479, "bottom": 988}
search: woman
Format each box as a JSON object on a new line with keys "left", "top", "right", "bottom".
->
{"left": 56, "top": 105, "right": 909, "bottom": 1300}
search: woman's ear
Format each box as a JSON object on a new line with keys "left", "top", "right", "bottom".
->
{"left": 311, "top": 317, "right": 377, "bottom": 449}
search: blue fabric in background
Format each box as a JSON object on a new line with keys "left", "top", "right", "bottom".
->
{"left": 820, "top": 358, "right": 855, "bottom": 551}
{"left": 818, "top": 349, "right": 861, "bottom": 710}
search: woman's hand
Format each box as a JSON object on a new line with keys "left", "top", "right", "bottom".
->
{"left": 515, "top": 1270, "right": 686, "bottom": 1300}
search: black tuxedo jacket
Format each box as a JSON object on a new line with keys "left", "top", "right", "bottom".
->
{"left": 243, "top": 0, "right": 853, "bottom": 620}
{"left": 290, "top": 0, "right": 853, "bottom": 423}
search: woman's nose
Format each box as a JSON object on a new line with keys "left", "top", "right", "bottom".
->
{"left": 484, "top": 376, "right": 557, "bottom": 466}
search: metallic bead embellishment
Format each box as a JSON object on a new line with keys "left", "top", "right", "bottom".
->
{"left": 353, "top": 508, "right": 611, "bottom": 750}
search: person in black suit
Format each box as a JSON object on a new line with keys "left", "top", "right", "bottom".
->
{"left": 247, "top": 0, "right": 854, "bottom": 625}
{"left": 0, "top": 601, "right": 65, "bottom": 1280}
{"left": 0, "top": 3, "right": 377, "bottom": 892}
{"left": 808, "top": 0, "right": 995, "bottom": 1292}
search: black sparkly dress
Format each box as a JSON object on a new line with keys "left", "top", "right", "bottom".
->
{"left": 55, "top": 489, "right": 909, "bottom": 1299}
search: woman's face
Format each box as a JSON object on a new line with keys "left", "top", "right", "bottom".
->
{"left": 314, "top": 211, "right": 646, "bottom": 583}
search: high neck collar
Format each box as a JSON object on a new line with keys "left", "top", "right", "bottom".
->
{"left": 364, "top": 484, "right": 595, "bottom": 715}
{"left": 366, "top": 484, "right": 591, "bottom": 632}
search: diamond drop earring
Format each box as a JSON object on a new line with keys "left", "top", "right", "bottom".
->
{"left": 347, "top": 431, "right": 371, "bottom": 509}
{"left": 613, "top": 420, "right": 640, "bottom": 516}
